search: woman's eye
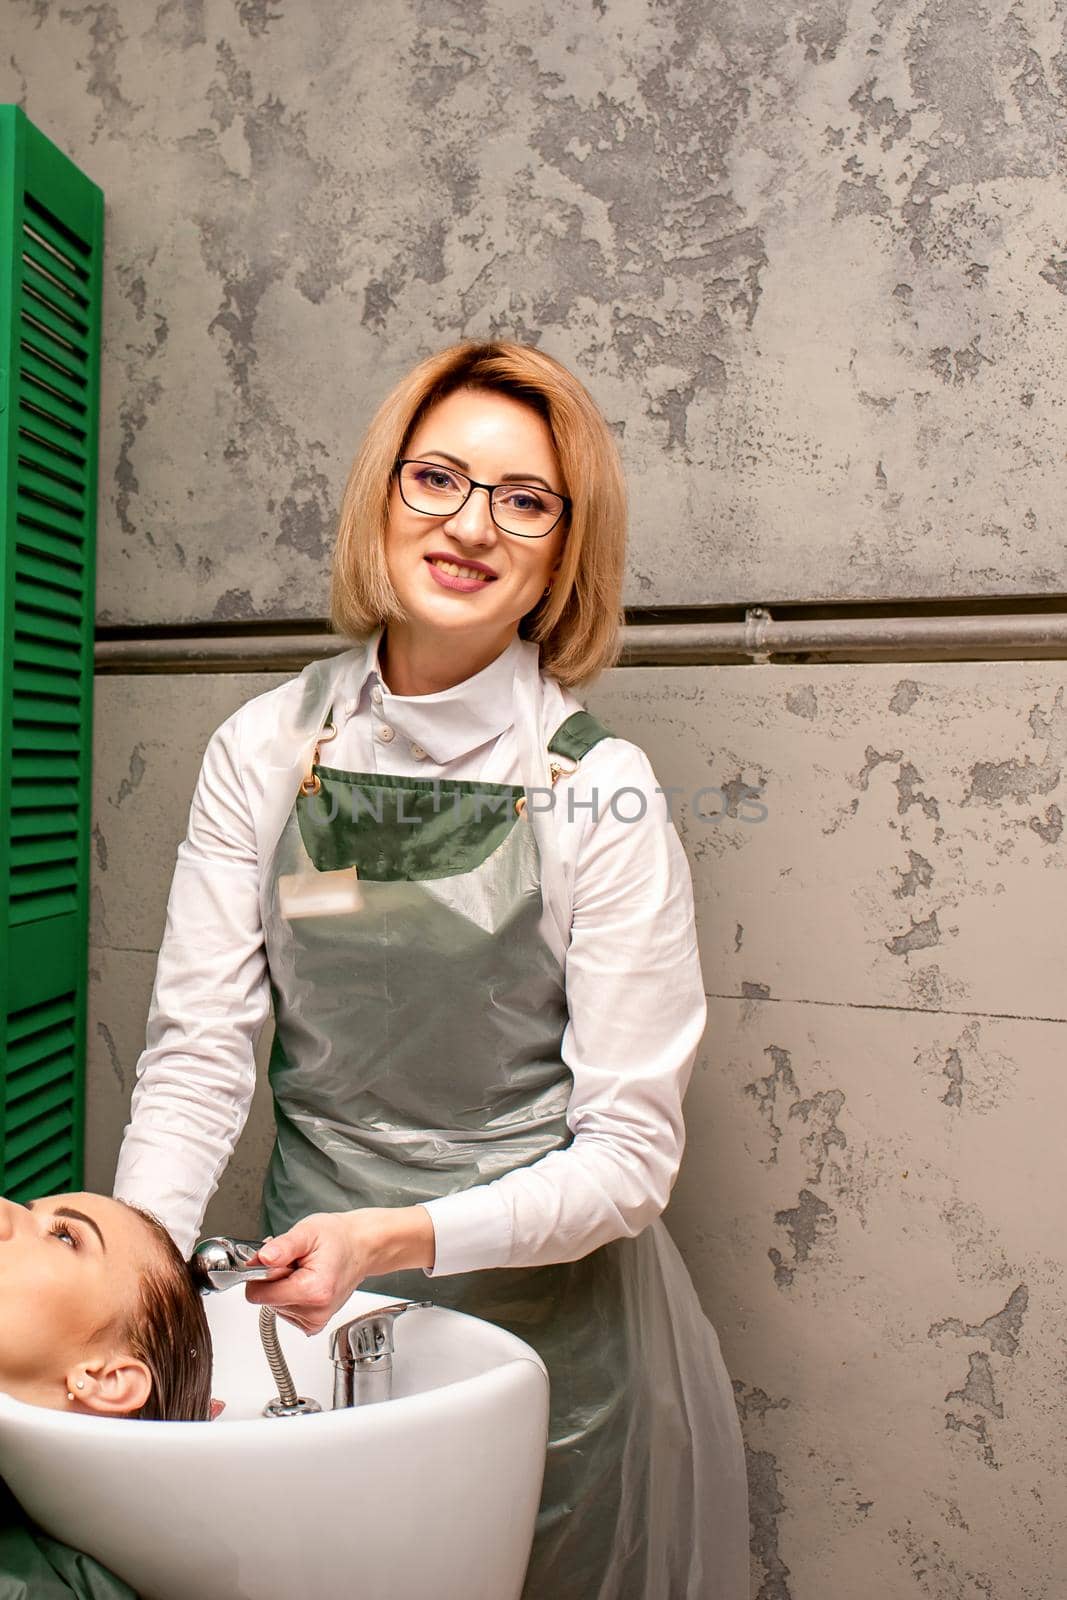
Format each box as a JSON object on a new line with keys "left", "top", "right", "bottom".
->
{"left": 420, "top": 468, "right": 456, "bottom": 490}
{"left": 503, "top": 489, "right": 544, "bottom": 512}
{"left": 48, "top": 1219, "right": 80, "bottom": 1249}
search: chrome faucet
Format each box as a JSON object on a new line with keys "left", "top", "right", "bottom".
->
{"left": 330, "top": 1301, "right": 432, "bottom": 1407}
{"left": 190, "top": 1239, "right": 431, "bottom": 1414}
{"left": 190, "top": 1235, "right": 321, "bottom": 1418}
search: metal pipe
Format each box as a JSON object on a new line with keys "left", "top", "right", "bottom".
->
{"left": 93, "top": 609, "right": 1067, "bottom": 674}
{"left": 619, "top": 611, "right": 1067, "bottom": 663}
{"left": 94, "top": 634, "right": 343, "bottom": 673}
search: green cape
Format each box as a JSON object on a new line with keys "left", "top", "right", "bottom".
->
{"left": 0, "top": 1476, "right": 137, "bottom": 1599}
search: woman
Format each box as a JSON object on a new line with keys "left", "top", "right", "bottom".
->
{"left": 0, "top": 1190, "right": 212, "bottom": 1598}
{"left": 113, "top": 340, "right": 750, "bottom": 1598}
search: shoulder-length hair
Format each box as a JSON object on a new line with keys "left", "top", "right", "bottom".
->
{"left": 329, "top": 340, "right": 627, "bottom": 687}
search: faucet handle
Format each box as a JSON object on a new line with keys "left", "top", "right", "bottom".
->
{"left": 330, "top": 1300, "right": 432, "bottom": 1366}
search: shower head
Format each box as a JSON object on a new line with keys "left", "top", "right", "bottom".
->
{"left": 189, "top": 1236, "right": 284, "bottom": 1293}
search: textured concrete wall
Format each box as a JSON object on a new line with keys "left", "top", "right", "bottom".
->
{"left": 5, "top": 0, "right": 1067, "bottom": 620}
{"left": 89, "top": 663, "right": 1066, "bottom": 1599}
{"left": 10, "top": 1, "right": 1064, "bottom": 1595}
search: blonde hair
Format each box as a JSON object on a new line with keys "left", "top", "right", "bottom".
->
{"left": 329, "top": 341, "right": 627, "bottom": 687}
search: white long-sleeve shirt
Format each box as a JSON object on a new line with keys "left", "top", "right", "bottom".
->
{"left": 111, "top": 626, "right": 709, "bottom": 1272}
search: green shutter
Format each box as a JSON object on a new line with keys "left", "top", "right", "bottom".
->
{"left": 0, "top": 106, "right": 103, "bottom": 1199}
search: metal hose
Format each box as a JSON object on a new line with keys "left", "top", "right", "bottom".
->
{"left": 258, "top": 1305, "right": 299, "bottom": 1407}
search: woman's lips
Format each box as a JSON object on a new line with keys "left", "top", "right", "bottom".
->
{"left": 424, "top": 556, "right": 498, "bottom": 593}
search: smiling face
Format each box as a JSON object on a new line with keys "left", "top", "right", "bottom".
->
{"left": 383, "top": 386, "right": 568, "bottom": 675}
{"left": 0, "top": 1192, "right": 161, "bottom": 1414}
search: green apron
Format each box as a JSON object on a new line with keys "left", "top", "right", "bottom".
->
{"left": 259, "top": 705, "right": 750, "bottom": 1600}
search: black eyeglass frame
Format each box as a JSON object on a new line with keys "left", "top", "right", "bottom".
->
{"left": 394, "top": 457, "right": 572, "bottom": 539}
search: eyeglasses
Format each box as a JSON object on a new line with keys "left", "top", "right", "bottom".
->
{"left": 395, "top": 458, "right": 570, "bottom": 539}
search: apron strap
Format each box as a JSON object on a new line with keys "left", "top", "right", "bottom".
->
{"left": 301, "top": 705, "right": 612, "bottom": 801}
{"left": 299, "top": 705, "right": 338, "bottom": 797}
{"left": 547, "top": 709, "right": 614, "bottom": 764}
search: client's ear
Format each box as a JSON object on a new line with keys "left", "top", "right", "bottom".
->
{"left": 69, "top": 1358, "right": 153, "bottom": 1416}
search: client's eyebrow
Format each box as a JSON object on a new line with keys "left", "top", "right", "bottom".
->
{"left": 25, "top": 1200, "right": 107, "bottom": 1253}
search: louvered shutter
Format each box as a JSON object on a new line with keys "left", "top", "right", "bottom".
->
{"left": 0, "top": 106, "right": 103, "bottom": 1199}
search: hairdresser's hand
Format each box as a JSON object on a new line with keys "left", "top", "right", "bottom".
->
{"left": 242, "top": 1206, "right": 436, "bottom": 1336}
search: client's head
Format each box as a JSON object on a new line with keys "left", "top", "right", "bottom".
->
{"left": 0, "top": 1192, "right": 211, "bottom": 1422}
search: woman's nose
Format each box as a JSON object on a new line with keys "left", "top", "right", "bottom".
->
{"left": 0, "top": 1197, "right": 26, "bottom": 1241}
{"left": 444, "top": 485, "right": 498, "bottom": 543}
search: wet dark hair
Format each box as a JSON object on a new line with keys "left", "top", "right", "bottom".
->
{"left": 110, "top": 1202, "right": 213, "bottom": 1422}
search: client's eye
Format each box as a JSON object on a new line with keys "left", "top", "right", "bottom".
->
{"left": 48, "top": 1219, "right": 80, "bottom": 1249}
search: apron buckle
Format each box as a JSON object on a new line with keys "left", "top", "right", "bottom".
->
{"left": 299, "top": 721, "right": 338, "bottom": 797}
{"left": 514, "top": 754, "right": 580, "bottom": 816}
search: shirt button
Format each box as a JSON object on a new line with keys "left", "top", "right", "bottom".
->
{"left": 370, "top": 685, "right": 383, "bottom": 706}
{"left": 375, "top": 724, "right": 395, "bottom": 743}
{"left": 410, "top": 742, "right": 428, "bottom": 759}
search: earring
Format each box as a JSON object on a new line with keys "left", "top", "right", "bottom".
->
{"left": 76, "top": 1380, "right": 85, "bottom": 1390}
{"left": 542, "top": 584, "right": 551, "bottom": 597}
{"left": 67, "top": 1391, "right": 74, "bottom": 1401}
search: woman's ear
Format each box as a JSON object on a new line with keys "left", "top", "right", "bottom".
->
{"left": 69, "top": 1357, "right": 153, "bottom": 1417}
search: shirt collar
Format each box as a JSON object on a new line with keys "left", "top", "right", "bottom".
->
{"left": 342, "top": 624, "right": 528, "bottom": 764}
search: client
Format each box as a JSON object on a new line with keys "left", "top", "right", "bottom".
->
{"left": 0, "top": 1189, "right": 212, "bottom": 1598}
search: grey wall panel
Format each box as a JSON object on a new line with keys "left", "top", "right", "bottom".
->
{"left": 585, "top": 662, "right": 1067, "bottom": 1020}
{"left": 5, "top": 1, "right": 1067, "bottom": 622}
{"left": 89, "top": 659, "right": 1065, "bottom": 1596}
{"left": 583, "top": 662, "right": 1066, "bottom": 1598}
{"left": 672, "top": 997, "right": 1064, "bottom": 1600}
{"left": 87, "top": 673, "right": 287, "bottom": 1233}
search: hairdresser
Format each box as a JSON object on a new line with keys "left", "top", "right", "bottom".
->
{"left": 113, "top": 340, "right": 750, "bottom": 1599}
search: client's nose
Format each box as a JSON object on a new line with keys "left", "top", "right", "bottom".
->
{"left": 0, "top": 1198, "right": 28, "bottom": 1241}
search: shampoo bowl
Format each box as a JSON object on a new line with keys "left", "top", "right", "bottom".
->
{"left": 0, "top": 1289, "right": 549, "bottom": 1600}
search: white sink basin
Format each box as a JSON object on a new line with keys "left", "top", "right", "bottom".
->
{"left": 0, "top": 1289, "right": 549, "bottom": 1600}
